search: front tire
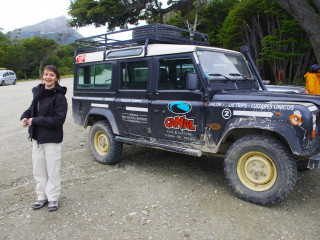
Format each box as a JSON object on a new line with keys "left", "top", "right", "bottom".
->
{"left": 224, "top": 134, "right": 297, "bottom": 205}
{"left": 89, "top": 120, "right": 123, "bottom": 164}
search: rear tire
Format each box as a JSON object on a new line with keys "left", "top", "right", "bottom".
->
{"left": 224, "top": 134, "right": 297, "bottom": 205}
{"left": 89, "top": 120, "right": 123, "bottom": 165}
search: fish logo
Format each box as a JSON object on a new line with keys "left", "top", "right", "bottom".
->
{"left": 168, "top": 102, "right": 192, "bottom": 114}
{"left": 289, "top": 110, "right": 303, "bottom": 126}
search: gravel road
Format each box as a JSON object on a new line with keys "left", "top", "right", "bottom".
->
{"left": 0, "top": 78, "right": 320, "bottom": 240}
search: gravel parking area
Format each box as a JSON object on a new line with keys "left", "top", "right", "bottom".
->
{"left": 0, "top": 78, "right": 319, "bottom": 240}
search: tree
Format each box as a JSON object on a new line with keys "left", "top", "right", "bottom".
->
{"left": 167, "top": 0, "right": 209, "bottom": 32}
{"left": 199, "top": 0, "right": 239, "bottom": 47}
{"left": 68, "top": 0, "right": 197, "bottom": 31}
{"left": 220, "top": 0, "right": 315, "bottom": 84}
{"left": 271, "top": 0, "right": 320, "bottom": 63}
{"left": 56, "top": 32, "right": 72, "bottom": 45}
{"left": 68, "top": 0, "right": 146, "bottom": 31}
{"left": 23, "top": 37, "right": 58, "bottom": 78}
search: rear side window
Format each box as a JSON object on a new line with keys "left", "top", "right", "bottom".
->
{"left": 120, "top": 61, "right": 148, "bottom": 90}
{"left": 78, "top": 63, "right": 112, "bottom": 89}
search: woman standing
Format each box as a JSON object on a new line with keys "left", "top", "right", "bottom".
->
{"left": 305, "top": 64, "right": 320, "bottom": 95}
{"left": 21, "top": 65, "right": 68, "bottom": 212}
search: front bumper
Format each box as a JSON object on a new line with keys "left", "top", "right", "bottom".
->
{"left": 308, "top": 151, "right": 320, "bottom": 169}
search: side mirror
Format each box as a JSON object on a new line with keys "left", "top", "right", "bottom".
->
{"left": 186, "top": 72, "right": 198, "bottom": 90}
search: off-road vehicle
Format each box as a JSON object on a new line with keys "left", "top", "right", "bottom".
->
{"left": 72, "top": 24, "right": 320, "bottom": 205}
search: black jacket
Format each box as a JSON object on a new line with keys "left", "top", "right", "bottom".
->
{"left": 21, "top": 83, "right": 68, "bottom": 144}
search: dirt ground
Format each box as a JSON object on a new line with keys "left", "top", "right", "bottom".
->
{"left": 0, "top": 78, "right": 320, "bottom": 240}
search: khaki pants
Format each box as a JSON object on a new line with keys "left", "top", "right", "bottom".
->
{"left": 32, "top": 140, "right": 62, "bottom": 201}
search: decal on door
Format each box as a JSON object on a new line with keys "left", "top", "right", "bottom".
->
{"left": 168, "top": 102, "right": 192, "bottom": 114}
{"left": 164, "top": 116, "right": 196, "bottom": 131}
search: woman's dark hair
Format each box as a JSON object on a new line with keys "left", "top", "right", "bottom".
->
{"left": 42, "top": 65, "right": 61, "bottom": 81}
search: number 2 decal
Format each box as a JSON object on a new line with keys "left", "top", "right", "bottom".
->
{"left": 222, "top": 108, "right": 232, "bottom": 119}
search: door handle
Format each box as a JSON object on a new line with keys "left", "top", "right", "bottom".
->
{"left": 117, "top": 106, "right": 126, "bottom": 111}
{"left": 154, "top": 109, "right": 165, "bottom": 114}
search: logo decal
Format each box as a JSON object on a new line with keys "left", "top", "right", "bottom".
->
{"left": 209, "top": 123, "right": 221, "bottom": 130}
{"left": 76, "top": 54, "right": 86, "bottom": 63}
{"left": 165, "top": 116, "right": 196, "bottom": 131}
{"left": 222, "top": 108, "right": 232, "bottom": 119}
{"left": 290, "top": 110, "right": 303, "bottom": 126}
{"left": 168, "top": 102, "right": 192, "bottom": 114}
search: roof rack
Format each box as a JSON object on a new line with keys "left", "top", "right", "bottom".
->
{"left": 75, "top": 24, "right": 209, "bottom": 56}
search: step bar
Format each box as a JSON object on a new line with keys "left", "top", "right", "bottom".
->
{"left": 115, "top": 136, "right": 202, "bottom": 157}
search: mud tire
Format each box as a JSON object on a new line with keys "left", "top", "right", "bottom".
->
{"left": 224, "top": 134, "right": 297, "bottom": 205}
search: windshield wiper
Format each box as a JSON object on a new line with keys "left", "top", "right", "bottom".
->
{"left": 228, "top": 73, "right": 249, "bottom": 80}
{"left": 208, "top": 73, "right": 239, "bottom": 89}
{"left": 208, "top": 73, "right": 233, "bottom": 81}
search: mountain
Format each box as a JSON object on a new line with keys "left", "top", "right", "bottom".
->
{"left": 11, "top": 16, "right": 83, "bottom": 45}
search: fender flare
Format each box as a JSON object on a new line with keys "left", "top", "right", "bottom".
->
{"left": 218, "top": 117, "right": 304, "bottom": 155}
{"left": 84, "top": 107, "right": 119, "bottom": 135}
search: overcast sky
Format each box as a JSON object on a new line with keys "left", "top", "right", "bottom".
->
{"left": 0, "top": 0, "right": 123, "bottom": 37}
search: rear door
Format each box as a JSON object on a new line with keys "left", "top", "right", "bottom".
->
{"left": 114, "top": 58, "right": 153, "bottom": 139}
{"left": 150, "top": 54, "right": 204, "bottom": 146}
{"left": 9, "top": 71, "right": 15, "bottom": 84}
{"left": 3, "top": 71, "right": 9, "bottom": 84}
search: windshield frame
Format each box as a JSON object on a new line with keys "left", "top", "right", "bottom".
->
{"left": 196, "top": 48, "right": 255, "bottom": 81}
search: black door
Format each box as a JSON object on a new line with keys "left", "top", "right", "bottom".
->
{"left": 114, "top": 59, "right": 152, "bottom": 139}
{"left": 150, "top": 54, "right": 204, "bottom": 147}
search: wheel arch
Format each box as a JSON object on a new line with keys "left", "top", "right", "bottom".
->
{"left": 84, "top": 107, "right": 119, "bottom": 135}
{"left": 217, "top": 118, "right": 303, "bottom": 155}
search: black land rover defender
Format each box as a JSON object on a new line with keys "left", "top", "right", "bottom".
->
{"left": 72, "top": 24, "right": 320, "bottom": 205}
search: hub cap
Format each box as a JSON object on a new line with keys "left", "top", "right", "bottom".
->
{"left": 94, "top": 131, "right": 110, "bottom": 156}
{"left": 237, "top": 152, "right": 277, "bottom": 191}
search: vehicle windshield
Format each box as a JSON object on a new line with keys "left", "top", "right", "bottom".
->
{"left": 196, "top": 50, "right": 253, "bottom": 81}
{"left": 0, "top": 70, "right": 6, "bottom": 75}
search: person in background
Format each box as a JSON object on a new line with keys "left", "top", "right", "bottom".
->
{"left": 20, "top": 65, "right": 68, "bottom": 212}
{"left": 305, "top": 64, "right": 320, "bottom": 94}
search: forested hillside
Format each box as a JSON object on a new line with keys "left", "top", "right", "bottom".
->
{"left": 0, "top": 31, "right": 74, "bottom": 79}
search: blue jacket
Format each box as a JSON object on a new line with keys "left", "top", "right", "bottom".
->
{"left": 21, "top": 83, "right": 68, "bottom": 143}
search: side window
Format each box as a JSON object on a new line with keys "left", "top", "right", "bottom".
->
{"left": 158, "top": 57, "right": 196, "bottom": 90}
{"left": 78, "top": 63, "right": 112, "bottom": 89}
{"left": 120, "top": 61, "right": 148, "bottom": 90}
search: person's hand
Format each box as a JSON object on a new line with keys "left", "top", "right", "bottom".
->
{"left": 21, "top": 118, "right": 33, "bottom": 127}
{"left": 21, "top": 118, "right": 29, "bottom": 128}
